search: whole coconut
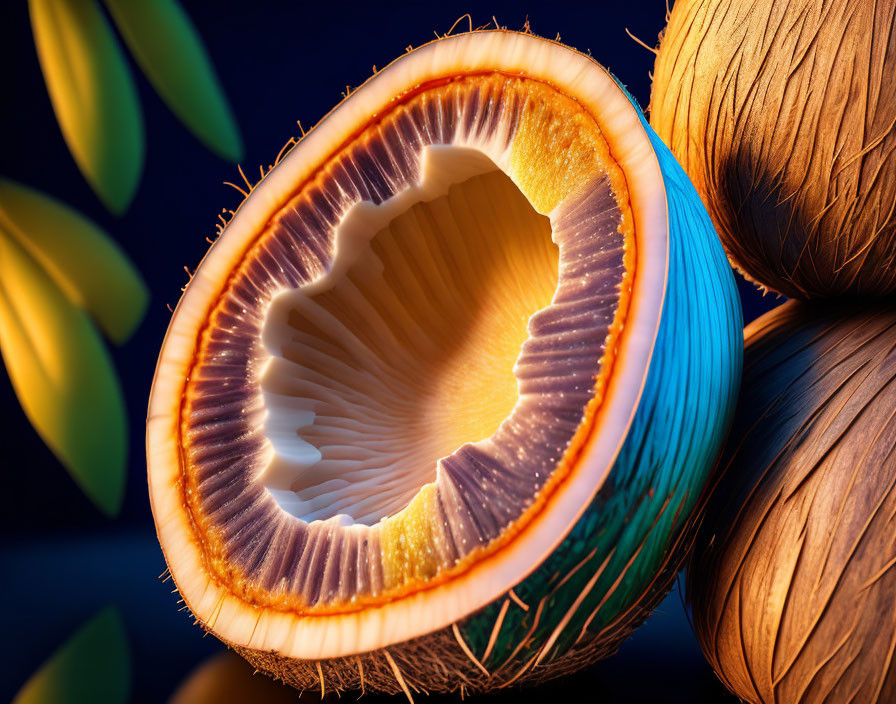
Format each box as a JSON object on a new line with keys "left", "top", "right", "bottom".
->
{"left": 169, "top": 652, "right": 300, "bottom": 704}
{"left": 650, "top": 0, "right": 896, "bottom": 299}
{"left": 688, "top": 300, "right": 896, "bottom": 703}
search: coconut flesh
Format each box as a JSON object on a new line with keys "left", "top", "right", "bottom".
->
{"left": 148, "top": 30, "right": 740, "bottom": 695}
{"left": 650, "top": 0, "right": 896, "bottom": 299}
{"left": 180, "top": 71, "right": 635, "bottom": 613}
{"left": 688, "top": 301, "right": 896, "bottom": 704}
{"left": 260, "top": 147, "right": 561, "bottom": 527}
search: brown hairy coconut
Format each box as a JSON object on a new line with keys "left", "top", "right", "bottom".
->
{"left": 688, "top": 300, "right": 896, "bottom": 703}
{"left": 650, "top": 0, "right": 896, "bottom": 299}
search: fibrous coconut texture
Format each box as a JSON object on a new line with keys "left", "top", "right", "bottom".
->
{"left": 688, "top": 301, "right": 896, "bottom": 703}
{"left": 650, "top": 0, "right": 896, "bottom": 299}
{"left": 147, "top": 30, "right": 742, "bottom": 697}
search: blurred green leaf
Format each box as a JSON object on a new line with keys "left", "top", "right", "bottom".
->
{"left": 29, "top": 0, "right": 144, "bottom": 214}
{"left": 0, "top": 228, "right": 127, "bottom": 517}
{"left": 103, "top": 0, "right": 244, "bottom": 162}
{"left": 13, "top": 607, "right": 130, "bottom": 704}
{"left": 0, "top": 178, "right": 149, "bottom": 344}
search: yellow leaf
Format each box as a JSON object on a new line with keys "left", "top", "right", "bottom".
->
{"left": 0, "top": 178, "right": 148, "bottom": 344}
{"left": 29, "top": 0, "right": 144, "bottom": 214}
{"left": 0, "top": 228, "right": 127, "bottom": 516}
{"left": 14, "top": 607, "right": 130, "bottom": 704}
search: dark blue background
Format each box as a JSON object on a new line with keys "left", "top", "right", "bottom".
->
{"left": 0, "top": 1, "right": 779, "bottom": 701}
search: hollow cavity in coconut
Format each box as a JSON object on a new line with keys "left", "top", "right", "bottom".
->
{"left": 147, "top": 29, "right": 742, "bottom": 695}
{"left": 688, "top": 301, "right": 896, "bottom": 704}
{"left": 650, "top": 0, "right": 896, "bottom": 299}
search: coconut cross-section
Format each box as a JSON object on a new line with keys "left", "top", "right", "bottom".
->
{"left": 147, "top": 30, "right": 742, "bottom": 695}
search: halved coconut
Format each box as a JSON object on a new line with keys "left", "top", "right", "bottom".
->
{"left": 147, "top": 30, "right": 742, "bottom": 695}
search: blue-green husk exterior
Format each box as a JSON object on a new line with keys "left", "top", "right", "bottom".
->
{"left": 237, "top": 83, "right": 742, "bottom": 695}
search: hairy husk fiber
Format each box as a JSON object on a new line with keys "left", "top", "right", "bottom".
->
{"left": 688, "top": 301, "right": 896, "bottom": 703}
{"left": 650, "top": 0, "right": 896, "bottom": 299}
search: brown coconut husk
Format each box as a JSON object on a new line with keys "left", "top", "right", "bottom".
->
{"left": 688, "top": 301, "right": 896, "bottom": 703}
{"left": 650, "top": 0, "right": 896, "bottom": 300}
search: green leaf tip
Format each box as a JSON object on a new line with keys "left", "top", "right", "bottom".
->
{"left": 29, "top": 0, "right": 145, "bottom": 214}
{"left": 13, "top": 606, "right": 130, "bottom": 704}
{"left": 0, "top": 229, "right": 127, "bottom": 517}
{"left": 103, "top": 0, "right": 244, "bottom": 162}
{"left": 0, "top": 178, "right": 149, "bottom": 344}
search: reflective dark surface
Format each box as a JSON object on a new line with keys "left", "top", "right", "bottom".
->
{"left": 0, "top": 1, "right": 779, "bottom": 700}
